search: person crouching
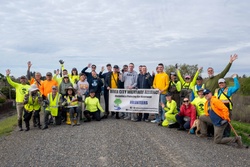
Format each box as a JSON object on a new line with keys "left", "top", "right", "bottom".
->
{"left": 42, "top": 86, "right": 63, "bottom": 130}
{"left": 84, "top": 89, "right": 104, "bottom": 122}
{"left": 23, "top": 84, "right": 43, "bottom": 131}
{"left": 63, "top": 86, "right": 82, "bottom": 126}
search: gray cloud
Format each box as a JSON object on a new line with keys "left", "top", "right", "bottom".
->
{"left": 0, "top": 0, "right": 249, "bottom": 77}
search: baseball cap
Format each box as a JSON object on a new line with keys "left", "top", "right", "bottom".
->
{"left": 197, "top": 76, "right": 203, "bottom": 80}
{"left": 72, "top": 67, "right": 77, "bottom": 71}
{"left": 113, "top": 65, "right": 119, "bottom": 69}
{"left": 20, "top": 75, "right": 26, "bottom": 79}
{"left": 218, "top": 78, "right": 226, "bottom": 84}
{"left": 185, "top": 75, "right": 191, "bottom": 79}
{"left": 89, "top": 89, "right": 95, "bottom": 93}
{"left": 63, "top": 74, "right": 69, "bottom": 78}
{"left": 203, "top": 89, "right": 211, "bottom": 95}
{"left": 52, "top": 85, "right": 57, "bottom": 90}
{"left": 165, "top": 92, "right": 172, "bottom": 96}
{"left": 197, "top": 88, "right": 204, "bottom": 92}
{"left": 170, "top": 72, "right": 176, "bottom": 76}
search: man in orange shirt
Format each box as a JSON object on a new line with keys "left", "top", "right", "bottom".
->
{"left": 40, "top": 72, "right": 58, "bottom": 99}
{"left": 151, "top": 63, "right": 169, "bottom": 124}
{"left": 199, "top": 89, "right": 243, "bottom": 148}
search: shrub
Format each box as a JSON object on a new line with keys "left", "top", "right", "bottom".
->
{"left": 239, "top": 77, "right": 250, "bottom": 95}
{"left": 0, "top": 87, "right": 16, "bottom": 99}
{"left": 0, "top": 97, "right": 6, "bottom": 103}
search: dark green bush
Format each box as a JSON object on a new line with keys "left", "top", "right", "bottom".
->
{"left": 0, "top": 97, "right": 6, "bottom": 103}
{"left": 239, "top": 77, "right": 250, "bottom": 95}
{"left": 0, "top": 87, "right": 16, "bottom": 99}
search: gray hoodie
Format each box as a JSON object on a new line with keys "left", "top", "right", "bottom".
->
{"left": 121, "top": 70, "right": 138, "bottom": 89}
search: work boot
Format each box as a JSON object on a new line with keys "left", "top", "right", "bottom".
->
{"left": 76, "top": 117, "right": 81, "bottom": 125}
{"left": 25, "top": 121, "right": 30, "bottom": 131}
{"left": 70, "top": 119, "right": 75, "bottom": 126}
{"left": 42, "top": 126, "right": 48, "bottom": 130}
{"left": 18, "top": 120, "right": 23, "bottom": 131}
{"left": 235, "top": 136, "right": 243, "bottom": 148}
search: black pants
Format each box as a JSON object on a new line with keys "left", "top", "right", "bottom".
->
{"left": 84, "top": 110, "right": 101, "bottom": 121}
{"left": 104, "top": 88, "right": 109, "bottom": 116}
{"left": 33, "top": 110, "right": 41, "bottom": 126}
{"left": 24, "top": 109, "right": 41, "bottom": 128}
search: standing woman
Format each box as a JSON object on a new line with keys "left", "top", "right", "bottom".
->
{"left": 69, "top": 67, "right": 80, "bottom": 85}
{"left": 23, "top": 84, "right": 43, "bottom": 131}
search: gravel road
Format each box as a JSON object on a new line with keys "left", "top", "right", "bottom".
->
{"left": 0, "top": 101, "right": 249, "bottom": 167}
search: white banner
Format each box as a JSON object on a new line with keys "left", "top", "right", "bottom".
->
{"left": 109, "top": 89, "right": 159, "bottom": 113}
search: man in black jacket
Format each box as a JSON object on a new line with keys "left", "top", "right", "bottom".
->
{"left": 136, "top": 65, "right": 153, "bottom": 121}
{"left": 105, "top": 65, "right": 122, "bottom": 119}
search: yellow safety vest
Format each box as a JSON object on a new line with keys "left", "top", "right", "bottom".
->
{"left": 24, "top": 95, "right": 41, "bottom": 112}
{"left": 193, "top": 84, "right": 205, "bottom": 98}
{"left": 64, "top": 95, "right": 78, "bottom": 107}
{"left": 46, "top": 93, "right": 61, "bottom": 116}
{"left": 214, "top": 87, "right": 232, "bottom": 110}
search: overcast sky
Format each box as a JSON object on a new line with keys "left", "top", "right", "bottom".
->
{"left": 0, "top": 0, "right": 249, "bottom": 78}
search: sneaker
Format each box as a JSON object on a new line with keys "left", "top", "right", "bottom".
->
{"left": 144, "top": 119, "right": 149, "bottom": 122}
{"left": 151, "top": 120, "right": 158, "bottom": 123}
{"left": 124, "top": 117, "right": 131, "bottom": 120}
{"left": 235, "top": 136, "right": 243, "bottom": 148}
{"left": 42, "top": 126, "right": 48, "bottom": 130}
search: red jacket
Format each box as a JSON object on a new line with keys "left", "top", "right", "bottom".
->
{"left": 179, "top": 104, "right": 197, "bottom": 128}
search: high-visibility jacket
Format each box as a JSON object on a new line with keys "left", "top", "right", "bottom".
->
{"left": 24, "top": 95, "right": 41, "bottom": 112}
{"left": 192, "top": 84, "right": 205, "bottom": 98}
{"left": 46, "top": 93, "right": 61, "bottom": 116}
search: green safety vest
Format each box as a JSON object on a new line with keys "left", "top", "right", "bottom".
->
{"left": 24, "top": 95, "right": 41, "bottom": 112}
{"left": 46, "top": 93, "right": 61, "bottom": 116}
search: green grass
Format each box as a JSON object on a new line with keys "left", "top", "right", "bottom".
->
{"left": 231, "top": 120, "right": 250, "bottom": 146}
{"left": 0, "top": 114, "right": 17, "bottom": 137}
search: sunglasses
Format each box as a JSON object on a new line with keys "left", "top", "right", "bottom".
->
{"left": 183, "top": 100, "right": 189, "bottom": 103}
{"left": 185, "top": 78, "right": 191, "bottom": 80}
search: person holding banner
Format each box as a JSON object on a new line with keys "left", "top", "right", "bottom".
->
{"left": 151, "top": 63, "right": 169, "bottom": 124}
{"left": 105, "top": 65, "right": 123, "bottom": 119}
{"left": 136, "top": 65, "right": 153, "bottom": 121}
{"left": 121, "top": 63, "right": 138, "bottom": 121}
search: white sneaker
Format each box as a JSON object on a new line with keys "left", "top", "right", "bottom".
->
{"left": 151, "top": 120, "right": 158, "bottom": 123}
{"left": 124, "top": 117, "right": 131, "bottom": 120}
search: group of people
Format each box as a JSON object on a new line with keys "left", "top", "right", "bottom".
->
{"left": 5, "top": 54, "right": 243, "bottom": 148}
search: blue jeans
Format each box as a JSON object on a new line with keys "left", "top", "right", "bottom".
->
{"left": 175, "top": 115, "right": 190, "bottom": 129}
{"left": 155, "top": 94, "right": 166, "bottom": 122}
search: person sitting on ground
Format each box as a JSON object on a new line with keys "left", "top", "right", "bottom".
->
{"left": 84, "top": 89, "right": 104, "bottom": 122}
{"left": 42, "top": 86, "right": 63, "bottom": 130}
{"left": 6, "top": 69, "right": 30, "bottom": 131}
{"left": 62, "top": 86, "right": 82, "bottom": 126}
{"left": 161, "top": 93, "right": 179, "bottom": 128}
{"left": 23, "top": 84, "right": 43, "bottom": 131}
{"left": 199, "top": 89, "right": 243, "bottom": 148}
{"left": 175, "top": 97, "right": 197, "bottom": 131}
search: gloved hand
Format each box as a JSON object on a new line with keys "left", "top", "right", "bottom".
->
{"left": 175, "top": 63, "right": 178, "bottom": 69}
{"left": 59, "top": 60, "right": 64, "bottom": 64}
